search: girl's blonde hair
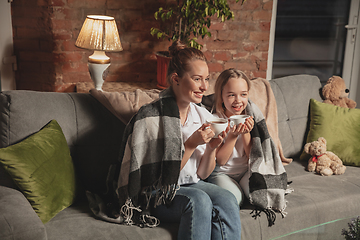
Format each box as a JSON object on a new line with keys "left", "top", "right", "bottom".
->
{"left": 166, "top": 40, "right": 207, "bottom": 86}
{"left": 214, "top": 68, "right": 251, "bottom": 116}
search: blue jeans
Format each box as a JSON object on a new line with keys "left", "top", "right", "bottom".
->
{"left": 151, "top": 180, "right": 241, "bottom": 240}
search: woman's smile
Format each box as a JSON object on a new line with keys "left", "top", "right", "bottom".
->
{"left": 176, "top": 59, "right": 209, "bottom": 105}
{"left": 194, "top": 91, "right": 204, "bottom": 99}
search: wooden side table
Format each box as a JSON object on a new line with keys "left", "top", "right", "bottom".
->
{"left": 76, "top": 81, "right": 161, "bottom": 93}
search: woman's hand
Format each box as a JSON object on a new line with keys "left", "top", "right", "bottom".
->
{"left": 196, "top": 125, "right": 227, "bottom": 179}
{"left": 185, "top": 123, "right": 215, "bottom": 149}
{"left": 229, "top": 116, "right": 254, "bottom": 136}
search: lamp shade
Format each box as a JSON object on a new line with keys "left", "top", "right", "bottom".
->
{"left": 75, "top": 15, "right": 123, "bottom": 52}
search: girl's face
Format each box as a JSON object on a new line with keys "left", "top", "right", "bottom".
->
{"left": 175, "top": 59, "right": 209, "bottom": 105}
{"left": 222, "top": 77, "right": 249, "bottom": 117}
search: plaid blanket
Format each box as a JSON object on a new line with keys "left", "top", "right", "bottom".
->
{"left": 246, "top": 99, "right": 290, "bottom": 226}
{"left": 116, "top": 87, "right": 183, "bottom": 225}
{"left": 87, "top": 88, "right": 183, "bottom": 227}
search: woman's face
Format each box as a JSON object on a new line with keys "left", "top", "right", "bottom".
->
{"left": 222, "top": 77, "right": 249, "bottom": 117}
{"left": 175, "top": 59, "right": 209, "bottom": 105}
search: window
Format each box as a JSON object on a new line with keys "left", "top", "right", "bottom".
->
{"left": 272, "top": 0, "right": 351, "bottom": 84}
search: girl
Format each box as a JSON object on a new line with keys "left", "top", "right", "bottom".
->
{"left": 115, "top": 43, "right": 241, "bottom": 240}
{"left": 207, "top": 69, "right": 254, "bottom": 206}
{"left": 207, "top": 69, "right": 289, "bottom": 225}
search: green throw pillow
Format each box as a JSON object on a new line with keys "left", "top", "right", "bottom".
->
{"left": 0, "top": 120, "right": 76, "bottom": 223}
{"left": 300, "top": 99, "right": 360, "bottom": 166}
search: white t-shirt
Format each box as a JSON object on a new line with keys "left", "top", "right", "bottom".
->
{"left": 213, "top": 113, "right": 248, "bottom": 175}
{"left": 178, "top": 103, "right": 213, "bottom": 185}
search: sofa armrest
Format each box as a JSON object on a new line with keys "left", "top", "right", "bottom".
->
{"left": 0, "top": 186, "right": 47, "bottom": 240}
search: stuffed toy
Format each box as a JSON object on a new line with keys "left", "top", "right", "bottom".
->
{"left": 322, "top": 76, "right": 357, "bottom": 109}
{"left": 304, "top": 137, "right": 346, "bottom": 176}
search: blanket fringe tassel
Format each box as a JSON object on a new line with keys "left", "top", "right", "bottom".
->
{"left": 251, "top": 205, "right": 289, "bottom": 227}
{"left": 120, "top": 199, "right": 160, "bottom": 228}
{"left": 143, "top": 182, "right": 179, "bottom": 209}
{"left": 251, "top": 208, "right": 277, "bottom": 227}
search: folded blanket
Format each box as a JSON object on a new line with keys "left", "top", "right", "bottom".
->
{"left": 89, "top": 88, "right": 160, "bottom": 124}
{"left": 246, "top": 99, "right": 290, "bottom": 226}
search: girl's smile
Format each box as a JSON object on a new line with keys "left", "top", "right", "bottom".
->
{"left": 222, "top": 77, "right": 249, "bottom": 118}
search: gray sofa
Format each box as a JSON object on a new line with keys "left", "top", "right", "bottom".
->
{"left": 0, "top": 74, "right": 359, "bottom": 240}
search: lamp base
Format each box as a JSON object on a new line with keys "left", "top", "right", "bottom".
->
{"left": 88, "top": 62, "right": 111, "bottom": 91}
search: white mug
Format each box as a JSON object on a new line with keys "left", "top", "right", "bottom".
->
{"left": 229, "top": 115, "right": 250, "bottom": 128}
{"left": 206, "top": 118, "right": 228, "bottom": 137}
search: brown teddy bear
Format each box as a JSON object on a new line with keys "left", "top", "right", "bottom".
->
{"left": 304, "top": 137, "right": 346, "bottom": 176}
{"left": 322, "top": 76, "right": 357, "bottom": 109}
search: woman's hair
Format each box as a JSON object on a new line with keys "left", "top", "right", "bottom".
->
{"left": 213, "top": 68, "right": 251, "bottom": 116}
{"left": 166, "top": 40, "right": 207, "bottom": 86}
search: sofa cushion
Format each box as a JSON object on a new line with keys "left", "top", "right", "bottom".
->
{"left": 45, "top": 203, "right": 178, "bottom": 240}
{"left": 0, "top": 120, "right": 76, "bottom": 223}
{"left": 300, "top": 99, "right": 360, "bottom": 166}
{"left": 0, "top": 91, "right": 125, "bottom": 198}
{"left": 0, "top": 186, "right": 46, "bottom": 240}
{"left": 269, "top": 74, "right": 323, "bottom": 158}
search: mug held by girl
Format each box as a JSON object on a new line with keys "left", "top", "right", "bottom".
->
{"left": 229, "top": 115, "right": 250, "bottom": 128}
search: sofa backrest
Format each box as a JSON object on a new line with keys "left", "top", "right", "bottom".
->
{"left": 0, "top": 74, "right": 323, "bottom": 195}
{"left": 0, "top": 91, "right": 125, "bottom": 197}
{"left": 270, "top": 74, "right": 322, "bottom": 158}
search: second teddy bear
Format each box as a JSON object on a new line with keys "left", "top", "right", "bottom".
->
{"left": 322, "top": 76, "right": 356, "bottom": 108}
{"left": 304, "top": 137, "right": 346, "bottom": 176}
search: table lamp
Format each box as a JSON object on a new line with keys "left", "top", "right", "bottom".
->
{"left": 75, "top": 15, "right": 123, "bottom": 90}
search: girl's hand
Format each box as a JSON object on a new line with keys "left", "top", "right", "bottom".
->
{"left": 208, "top": 129, "right": 227, "bottom": 149}
{"left": 185, "top": 123, "right": 215, "bottom": 149}
{"left": 230, "top": 116, "right": 254, "bottom": 136}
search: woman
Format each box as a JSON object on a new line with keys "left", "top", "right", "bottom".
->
{"left": 115, "top": 41, "right": 241, "bottom": 240}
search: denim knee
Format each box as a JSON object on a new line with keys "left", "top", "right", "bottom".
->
{"left": 184, "top": 189, "right": 213, "bottom": 214}
{"left": 178, "top": 188, "right": 213, "bottom": 240}
{"left": 212, "top": 188, "right": 241, "bottom": 240}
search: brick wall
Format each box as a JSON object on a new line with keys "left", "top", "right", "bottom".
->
{"left": 11, "top": 0, "right": 272, "bottom": 92}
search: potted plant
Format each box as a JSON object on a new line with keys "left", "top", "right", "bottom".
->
{"left": 342, "top": 216, "right": 360, "bottom": 240}
{"left": 150, "top": 0, "right": 246, "bottom": 88}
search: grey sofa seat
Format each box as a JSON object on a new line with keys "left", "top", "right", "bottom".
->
{"left": 0, "top": 186, "right": 47, "bottom": 240}
{"left": 0, "top": 74, "right": 360, "bottom": 240}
